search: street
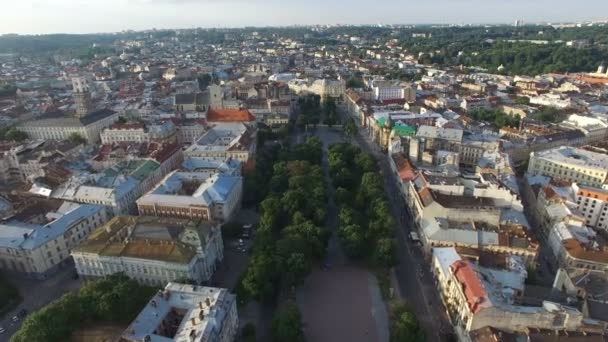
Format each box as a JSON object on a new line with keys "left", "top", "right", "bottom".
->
{"left": 0, "top": 267, "right": 81, "bottom": 341}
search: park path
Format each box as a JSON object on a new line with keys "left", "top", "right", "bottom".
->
{"left": 296, "top": 127, "right": 389, "bottom": 342}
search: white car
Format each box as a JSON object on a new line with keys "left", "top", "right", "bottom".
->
{"left": 0, "top": 327, "right": 5, "bottom": 334}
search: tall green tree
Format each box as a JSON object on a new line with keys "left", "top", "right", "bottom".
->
{"left": 271, "top": 303, "right": 306, "bottom": 342}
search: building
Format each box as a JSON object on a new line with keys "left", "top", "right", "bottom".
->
{"left": 72, "top": 216, "right": 223, "bottom": 286}
{"left": 206, "top": 108, "right": 256, "bottom": 124}
{"left": 185, "top": 123, "right": 256, "bottom": 163}
{"left": 0, "top": 199, "right": 108, "bottom": 279}
{"left": 19, "top": 109, "right": 120, "bottom": 144}
{"left": 547, "top": 221, "right": 608, "bottom": 273}
{"left": 119, "top": 283, "right": 238, "bottom": 342}
{"left": 100, "top": 121, "right": 176, "bottom": 145}
{"left": 431, "top": 247, "right": 604, "bottom": 335}
{"left": 559, "top": 114, "right": 608, "bottom": 145}
{"left": 573, "top": 184, "right": 608, "bottom": 231}
{"left": 408, "top": 173, "right": 537, "bottom": 265}
{"left": 137, "top": 171, "right": 243, "bottom": 223}
{"left": 528, "top": 146, "right": 608, "bottom": 189}
{"left": 371, "top": 81, "right": 416, "bottom": 102}
{"left": 51, "top": 158, "right": 175, "bottom": 215}
{"left": 175, "top": 119, "right": 208, "bottom": 144}
{"left": 72, "top": 76, "right": 92, "bottom": 118}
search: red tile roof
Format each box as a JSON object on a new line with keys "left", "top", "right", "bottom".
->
{"left": 207, "top": 108, "right": 255, "bottom": 122}
{"left": 450, "top": 260, "right": 490, "bottom": 314}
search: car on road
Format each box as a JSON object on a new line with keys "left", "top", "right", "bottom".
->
{"left": 0, "top": 326, "right": 5, "bottom": 334}
{"left": 11, "top": 315, "right": 19, "bottom": 322}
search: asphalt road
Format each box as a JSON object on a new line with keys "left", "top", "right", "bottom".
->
{"left": 338, "top": 108, "right": 453, "bottom": 342}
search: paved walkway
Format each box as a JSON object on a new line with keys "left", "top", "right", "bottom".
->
{"left": 296, "top": 127, "right": 388, "bottom": 342}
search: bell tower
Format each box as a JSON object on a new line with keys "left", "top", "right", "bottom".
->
{"left": 72, "top": 76, "right": 91, "bottom": 118}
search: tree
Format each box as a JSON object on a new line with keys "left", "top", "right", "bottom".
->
{"left": 338, "top": 224, "right": 366, "bottom": 258}
{"left": 241, "top": 254, "right": 278, "bottom": 301}
{"left": 283, "top": 252, "right": 312, "bottom": 287}
{"left": 68, "top": 132, "right": 87, "bottom": 144}
{"left": 514, "top": 96, "right": 530, "bottom": 105}
{"left": 343, "top": 118, "right": 357, "bottom": 141}
{"left": 372, "top": 238, "right": 398, "bottom": 268}
{"left": 12, "top": 274, "right": 156, "bottom": 342}
{"left": 197, "top": 73, "right": 213, "bottom": 90}
{"left": 271, "top": 303, "right": 305, "bottom": 342}
{"left": 5, "top": 128, "right": 27, "bottom": 142}
{"left": 346, "top": 76, "right": 365, "bottom": 88}
{"left": 390, "top": 303, "right": 425, "bottom": 342}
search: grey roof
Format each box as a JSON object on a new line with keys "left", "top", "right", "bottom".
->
{"left": 79, "top": 109, "right": 117, "bottom": 125}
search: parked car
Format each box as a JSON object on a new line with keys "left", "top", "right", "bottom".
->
{"left": 0, "top": 326, "right": 5, "bottom": 334}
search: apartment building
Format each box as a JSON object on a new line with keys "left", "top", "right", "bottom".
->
{"left": 0, "top": 199, "right": 108, "bottom": 279}
{"left": 431, "top": 247, "right": 603, "bottom": 335}
{"left": 528, "top": 146, "right": 608, "bottom": 189}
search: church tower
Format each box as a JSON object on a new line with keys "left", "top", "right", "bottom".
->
{"left": 72, "top": 76, "right": 91, "bottom": 118}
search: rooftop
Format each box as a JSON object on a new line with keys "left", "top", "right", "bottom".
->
{"left": 137, "top": 171, "right": 240, "bottom": 208}
{"left": 74, "top": 216, "right": 215, "bottom": 263}
{"left": 206, "top": 108, "right": 255, "bottom": 122}
{"left": 121, "top": 283, "right": 235, "bottom": 342}
{"left": 533, "top": 146, "right": 608, "bottom": 171}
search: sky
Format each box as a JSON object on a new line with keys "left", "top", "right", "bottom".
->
{"left": 1, "top": 0, "right": 607, "bottom": 34}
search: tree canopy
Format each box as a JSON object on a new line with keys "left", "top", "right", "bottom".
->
{"left": 11, "top": 274, "right": 157, "bottom": 342}
{"left": 271, "top": 303, "right": 305, "bottom": 342}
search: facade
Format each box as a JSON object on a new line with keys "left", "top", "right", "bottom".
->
{"left": 573, "top": 184, "right": 608, "bottom": 231}
{"left": 137, "top": 171, "right": 243, "bottom": 223}
{"left": 119, "top": 283, "right": 238, "bottom": 342}
{"left": 528, "top": 146, "right": 608, "bottom": 189}
{"left": 72, "top": 216, "right": 224, "bottom": 286}
{"left": 547, "top": 222, "right": 608, "bottom": 273}
{"left": 19, "top": 109, "right": 120, "bottom": 144}
{"left": 0, "top": 201, "right": 108, "bottom": 279}
{"left": 431, "top": 247, "right": 601, "bottom": 334}
{"left": 100, "top": 121, "right": 176, "bottom": 144}
{"left": 176, "top": 119, "right": 208, "bottom": 144}
{"left": 72, "top": 76, "right": 92, "bottom": 118}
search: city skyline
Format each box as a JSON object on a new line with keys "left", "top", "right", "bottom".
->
{"left": 1, "top": 0, "right": 607, "bottom": 35}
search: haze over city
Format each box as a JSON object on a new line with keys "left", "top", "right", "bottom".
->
{"left": 1, "top": 0, "right": 607, "bottom": 34}
{"left": 2, "top": 2, "right": 608, "bottom": 342}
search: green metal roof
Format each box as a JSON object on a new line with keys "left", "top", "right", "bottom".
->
{"left": 392, "top": 125, "right": 416, "bottom": 137}
{"left": 377, "top": 117, "right": 387, "bottom": 127}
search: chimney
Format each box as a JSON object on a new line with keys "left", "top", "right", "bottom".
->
{"left": 198, "top": 301, "right": 203, "bottom": 309}
{"left": 205, "top": 298, "right": 211, "bottom": 307}
{"left": 191, "top": 317, "right": 196, "bottom": 326}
